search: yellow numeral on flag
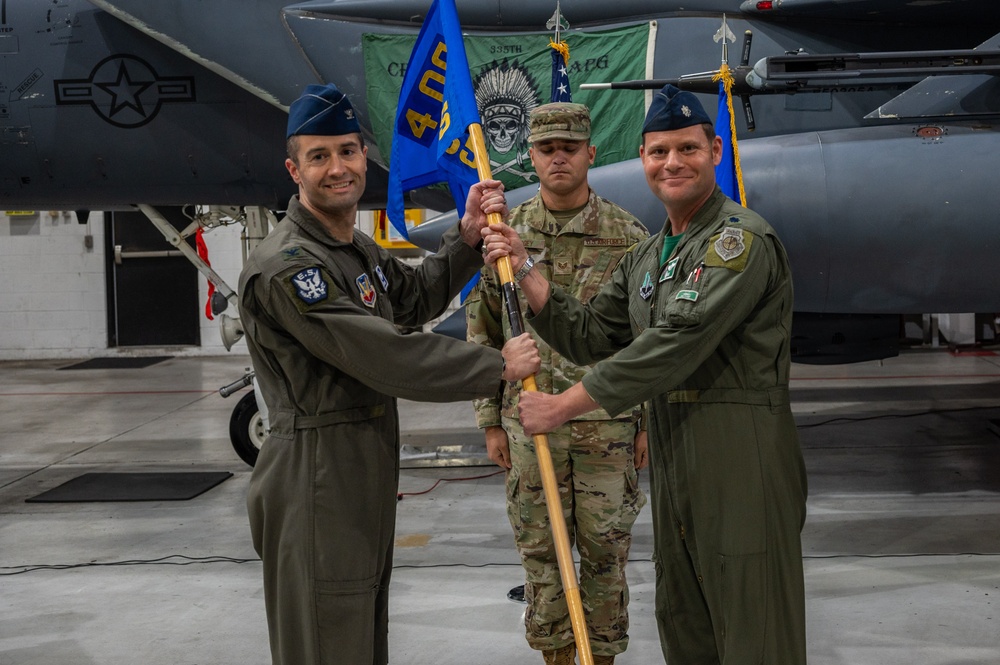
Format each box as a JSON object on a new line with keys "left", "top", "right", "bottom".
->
{"left": 406, "top": 109, "right": 439, "bottom": 139}
{"left": 445, "top": 136, "right": 476, "bottom": 168}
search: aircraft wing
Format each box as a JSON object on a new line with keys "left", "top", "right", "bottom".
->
{"left": 867, "top": 31, "right": 1000, "bottom": 120}
{"left": 87, "top": 0, "right": 316, "bottom": 109}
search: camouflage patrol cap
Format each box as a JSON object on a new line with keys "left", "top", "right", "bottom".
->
{"left": 527, "top": 102, "right": 591, "bottom": 143}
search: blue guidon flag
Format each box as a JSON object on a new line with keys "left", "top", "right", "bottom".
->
{"left": 386, "top": 0, "right": 482, "bottom": 239}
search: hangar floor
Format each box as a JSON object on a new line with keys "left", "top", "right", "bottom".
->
{"left": 2, "top": 348, "right": 999, "bottom": 665}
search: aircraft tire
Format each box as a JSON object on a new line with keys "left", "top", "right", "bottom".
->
{"left": 230, "top": 390, "right": 265, "bottom": 467}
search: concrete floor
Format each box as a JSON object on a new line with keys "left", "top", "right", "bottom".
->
{"left": 1, "top": 349, "right": 999, "bottom": 664}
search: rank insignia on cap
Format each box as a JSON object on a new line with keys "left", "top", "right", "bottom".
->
{"left": 375, "top": 265, "right": 389, "bottom": 291}
{"left": 714, "top": 227, "right": 746, "bottom": 262}
{"left": 292, "top": 268, "right": 328, "bottom": 305}
{"left": 639, "top": 271, "right": 654, "bottom": 300}
{"left": 356, "top": 273, "right": 377, "bottom": 308}
{"left": 681, "top": 105, "right": 692, "bottom": 117}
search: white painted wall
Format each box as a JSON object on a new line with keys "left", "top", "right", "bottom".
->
{"left": 0, "top": 211, "right": 108, "bottom": 359}
{"left": 0, "top": 208, "right": 419, "bottom": 360}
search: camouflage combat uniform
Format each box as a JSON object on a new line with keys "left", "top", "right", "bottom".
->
{"left": 238, "top": 196, "right": 506, "bottom": 665}
{"left": 466, "top": 188, "right": 649, "bottom": 656}
{"left": 528, "top": 187, "right": 808, "bottom": 665}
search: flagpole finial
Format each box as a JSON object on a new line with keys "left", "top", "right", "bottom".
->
{"left": 713, "top": 13, "right": 736, "bottom": 65}
{"left": 546, "top": 1, "right": 569, "bottom": 44}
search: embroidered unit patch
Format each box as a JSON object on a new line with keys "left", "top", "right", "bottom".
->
{"left": 714, "top": 227, "right": 746, "bottom": 261}
{"left": 375, "top": 265, "right": 389, "bottom": 290}
{"left": 639, "top": 271, "right": 654, "bottom": 300}
{"left": 675, "top": 289, "right": 699, "bottom": 302}
{"left": 660, "top": 257, "right": 679, "bottom": 283}
{"left": 292, "top": 268, "right": 328, "bottom": 305}
{"left": 356, "top": 273, "right": 377, "bottom": 308}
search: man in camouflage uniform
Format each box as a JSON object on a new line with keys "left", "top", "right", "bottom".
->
{"left": 466, "top": 102, "right": 649, "bottom": 665}
{"left": 238, "top": 83, "right": 540, "bottom": 665}
{"left": 489, "top": 85, "right": 809, "bottom": 665}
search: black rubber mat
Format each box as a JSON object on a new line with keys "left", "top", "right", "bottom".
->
{"left": 60, "top": 356, "right": 173, "bottom": 370}
{"left": 26, "top": 472, "right": 233, "bottom": 503}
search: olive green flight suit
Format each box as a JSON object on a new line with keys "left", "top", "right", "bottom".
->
{"left": 238, "top": 196, "right": 505, "bottom": 665}
{"left": 466, "top": 190, "right": 648, "bottom": 655}
{"left": 528, "top": 187, "right": 808, "bottom": 665}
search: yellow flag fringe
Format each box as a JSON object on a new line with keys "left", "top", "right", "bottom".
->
{"left": 712, "top": 63, "right": 747, "bottom": 207}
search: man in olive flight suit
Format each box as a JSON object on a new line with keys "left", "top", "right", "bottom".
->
{"left": 238, "top": 83, "right": 540, "bottom": 665}
{"left": 466, "top": 103, "right": 649, "bottom": 665}
{"left": 482, "top": 84, "right": 808, "bottom": 664}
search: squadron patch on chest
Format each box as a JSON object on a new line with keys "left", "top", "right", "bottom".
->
{"left": 356, "top": 273, "right": 377, "bottom": 308}
{"left": 291, "top": 268, "right": 328, "bottom": 305}
{"left": 706, "top": 227, "right": 753, "bottom": 272}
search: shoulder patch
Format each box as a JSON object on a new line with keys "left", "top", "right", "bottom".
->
{"left": 283, "top": 266, "right": 335, "bottom": 313}
{"left": 706, "top": 228, "right": 753, "bottom": 272}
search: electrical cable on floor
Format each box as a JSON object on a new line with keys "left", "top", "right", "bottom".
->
{"left": 797, "top": 404, "right": 999, "bottom": 429}
{"left": 397, "top": 468, "right": 504, "bottom": 500}
{"left": 0, "top": 554, "right": 259, "bottom": 576}
{"left": 5, "top": 551, "right": 1000, "bottom": 577}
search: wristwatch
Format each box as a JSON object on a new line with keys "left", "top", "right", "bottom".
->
{"left": 514, "top": 256, "right": 535, "bottom": 282}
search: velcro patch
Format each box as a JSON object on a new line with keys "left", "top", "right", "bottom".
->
{"left": 706, "top": 228, "right": 753, "bottom": 272}
{"left": 283, "top": 266, "right": 335, "bottom": 313}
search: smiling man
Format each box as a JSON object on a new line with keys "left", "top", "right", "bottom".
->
{"left": 466, "top": 102, "right": 649, "bottom": 665}
{"left": 237, "top": 83, "right": 540, "bottom": 665}
{"left": 483, "top": 85, "right": 808, "bottom": 665}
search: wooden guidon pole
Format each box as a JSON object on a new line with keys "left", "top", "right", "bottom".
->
{"left": 468, "top": 123, "right": 594, "bottom": 665}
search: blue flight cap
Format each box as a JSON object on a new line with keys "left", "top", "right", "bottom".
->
{"left": 641, "top": 84, "right": 712, "bottom": 134}
{"left": 286, "top": 83, "right": 360, "bottom": 139}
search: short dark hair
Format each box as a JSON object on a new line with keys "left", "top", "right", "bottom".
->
{"left": 286, "top": 133, "right": 367, "bottom": 165}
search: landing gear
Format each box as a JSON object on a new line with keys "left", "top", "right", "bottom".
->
{"left": 229, "top": 390, "right": 265, "bottom": 467}
{"left": 220, "top": 368, "right": 265, "bottom": 467}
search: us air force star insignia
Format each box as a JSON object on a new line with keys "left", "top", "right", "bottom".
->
{"left": 714, "top": 227, "right": 746, "bottom": 262}
{"left": 356, "top": 274, "right": 377, "bottom": 308}
{"left": 660, "top": 257, "right": 679, "bottom": 283}
{"left": 681, "top": 105, "right": 692, "bottom": 118}
{"left": 639, "top": 272, "right": 654, "bottom": 300}
{"left": 375, "top": 265, "right": 389, "bottom": 290}
{"left": 292, "top": 268, "right": 328, "bottom": 305}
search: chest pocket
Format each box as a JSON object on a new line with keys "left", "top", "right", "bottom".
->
{"left": 658, "top": 265, "right": 714, "bottom": 328}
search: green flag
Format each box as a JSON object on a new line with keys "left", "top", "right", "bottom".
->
{"left": 363, "top": 23, "right": 652, "bottom": 192}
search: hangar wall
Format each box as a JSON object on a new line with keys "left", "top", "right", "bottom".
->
{"left": 0, "top": 210, "right": 246, "bottom": 360}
